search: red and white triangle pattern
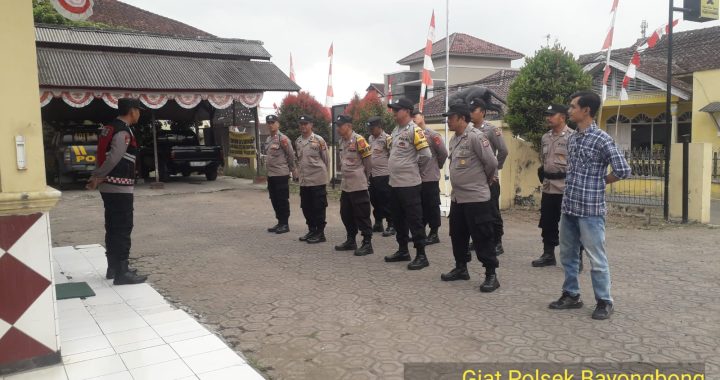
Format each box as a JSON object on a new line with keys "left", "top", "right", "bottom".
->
{"left": 0, "top": 213, "right": 58, "bottom": 367}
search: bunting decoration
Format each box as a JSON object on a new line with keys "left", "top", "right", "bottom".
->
{"left": 325, "top": 43, "right": 334, "bottom": 109}
{"left": 601, "top": 0, "right": 619, "bottom": 101}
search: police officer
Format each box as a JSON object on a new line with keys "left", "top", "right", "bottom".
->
{"left": 87, "top": 98, "right": 148, "bottom": 286}
{"left": 334, "top": 115, "right": 374, "bottom": 256}
{"left": 367, "top": 116, "right": 395, "bottom": 237}
{"left": 264, "top": 114, "right": 296, "bottom": 234}
{"left": 533, "top": 104, "right": 583, "bottom": 271}
{"left": 469, "top": 98, "right": 508, "bottom": 255}
{"left": 413, "top": 110, "right": 448, "bottom": 245}
{"left": 440, "top": 103, "right": 500, "bottom": 292}
{"left": 295, "top": 115, "right": 329, "bottom": 244}
{"left": 384, "top": 98, "right": 432, "bottom": 270}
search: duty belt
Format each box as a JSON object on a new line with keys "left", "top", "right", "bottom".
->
{"left": 543, "top": 171, "right": 566, "bottom": 180}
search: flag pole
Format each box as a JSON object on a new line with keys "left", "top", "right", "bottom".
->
{"left": 443, "top": 0, "right": 450, "bottom": 197}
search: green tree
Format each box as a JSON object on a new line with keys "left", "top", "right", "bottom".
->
{"left": 343, "top": 91, "right": 395, "bottom": 136}
{"left": 505, "top": 44, "right": 592, "bottom": 151}
{"left": 277, "top": 91, "right": 331, "bottom": 144}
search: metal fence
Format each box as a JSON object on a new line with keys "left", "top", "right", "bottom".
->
{"left": 606, "top": 147, "right": 666, "bottom": 207}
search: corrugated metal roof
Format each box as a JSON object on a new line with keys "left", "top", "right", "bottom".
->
{"left": 700, "top": 102, "right": 720, "bottom": 113}
{"left": 37, "top": 47, "right": 299, "bottom": 92}
{"left": 35, "top": 25, "right": 270, "bottom": 60}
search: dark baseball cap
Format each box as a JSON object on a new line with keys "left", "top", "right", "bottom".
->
{"left": 366, "top": 116, "right": 382, "bottom": 128}
{"left": 388, "top": 98, "right": 415, "bottom": 111}
{"left": 298, "top": 115, "right": 313, "bottom": 124}
{"left": 468, "top": 98, "right": 486, "bottom": 111}
{"left": 411, "top": 109, "right": 423, "bottom": 116}
{"left": 266, "top": 114, "right": 279, "bottom": 123}
{"left": 118, "top": 98, "right": 146, "bottom": 111}
{"left": 544, "top": 104, "right": 568, "bottom": 115}
{"left": 442, "top": 103, "right": 471, "bottom": 117}
{"left": 334, "top": 115, "right": 353, "bottom": 126}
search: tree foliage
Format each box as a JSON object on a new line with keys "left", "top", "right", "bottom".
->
{"left": 33, "top": 0, "right": 116, "bottom": 29}
{"left": 277, "top": 91, "right": 331, "bottom": 144}
{"left": 505, "top": 44, "right": 592, "bottom": 151}
{"left": 343, "top": 91, "right": 395, "bottom": 136}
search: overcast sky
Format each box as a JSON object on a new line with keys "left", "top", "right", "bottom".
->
{"left": 121, "top": 0, "right": 720, "bottom": 114}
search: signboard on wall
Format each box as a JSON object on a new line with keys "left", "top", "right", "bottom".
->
{"left": 228, "top": 132, "right": 256, "bottom": 158}
{"left": 684, "top": 0, "right": 719, "bottom": 22}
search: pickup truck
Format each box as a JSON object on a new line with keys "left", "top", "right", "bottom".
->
{"left": 139, "top": 126, "right": 224, "bottom": 182}
{"left": 45, "top": 126, "right": 99, "bottom": 189}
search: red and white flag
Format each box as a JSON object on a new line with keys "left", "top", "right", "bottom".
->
{"left": 601, "top": 0, "right": 619, "bottom": 101}
{"left": 289, "top": 53, "right": 296, "bottom": 83}
{"left": 620, "top": 20, "right": 679, "bottom": 101}
{"left": 419, "top": 10, "right": 436, "bottom": 113}
{"left": 387, "top": 77, "right": 393, "bottom": 104}
{"left": 325, "top": 43, "right": 334, "bottom": 109}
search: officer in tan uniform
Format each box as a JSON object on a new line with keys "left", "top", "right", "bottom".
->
{"left": 295, "top": 115, "right": 329, "bottom": 244}
{"left": 384, "top": 98, "right": 432, "bottom": 270}
{"left": 533, "top": 104, "right": 583, "bottom": 271}
{"left": 263, "top": 114, "right": 296, "bottom": 234}
{"left": 333, "top": 115, "right": 375, "bottom": 256}
{"left": 367, "top": 116, "right": 395, "bottom": 237}
{"left": 469, "top": 98, "right": 508, "bottom": 256}
{"left": 440, "top": 103, "right": 500, "bottom": 292}
{"left": 413, "top": 110, "right": 448, "bottom": 245}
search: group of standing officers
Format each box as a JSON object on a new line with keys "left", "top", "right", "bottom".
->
{"left": 262, "top": 96, "right": 511, "bottom": 293}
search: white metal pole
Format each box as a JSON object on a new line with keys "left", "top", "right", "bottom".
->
{"left": 443, "top": 0, "right": 450, "bottom": 197}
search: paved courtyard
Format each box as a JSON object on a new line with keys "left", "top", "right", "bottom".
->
{"left": 50, "top": 177, "right": 720, "bottom": 380}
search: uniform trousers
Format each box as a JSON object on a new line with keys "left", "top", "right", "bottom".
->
{"left": 340, "top": 190, "right": 372, "bottom": 238}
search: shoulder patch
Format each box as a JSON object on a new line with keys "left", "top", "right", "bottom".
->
{"left": 433, "top": 135, "right": 442, "bottom": 147}
{"left": 495, "top": 128, "right": 502, "bottom": 136}
{"left": 357, "top": 136, "right": 371, "bottom": 158}
{"left": 482, "top": 138, "right": 490, "bottom": 147}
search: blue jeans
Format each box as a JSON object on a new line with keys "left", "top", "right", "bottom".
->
{"left": 559, "top": 214, "right": 613, "bottom": 303}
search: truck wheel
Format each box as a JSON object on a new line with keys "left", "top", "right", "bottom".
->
{"left": 205, "top": 165, "right": 218, "bottom": 181}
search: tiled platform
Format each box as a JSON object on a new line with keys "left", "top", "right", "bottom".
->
{"left": 2, "top": 245, "right": 263, "bottom": 380}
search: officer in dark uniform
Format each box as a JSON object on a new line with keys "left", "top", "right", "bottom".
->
{"left": 440, "top": 103, "right": 500, "bottom": 292}
{"left": 334, "top": 115, "right": 374, "bottom": 256}
{"left": 384, "top": 98, "right": 432, "bottom": 270}
{"left": 367, "top": 116, "right": 395, "bottom": 237}
{"left": 87, "top": 98, "right": 148, "bottom": 286}
{"left": 264, "top": 114, "right": 296, "bottom": 234}
{"left": 295, "top": 115, "right": 329, "bottom": 244}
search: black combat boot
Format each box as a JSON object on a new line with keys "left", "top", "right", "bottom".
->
{"left": 407, "top": 246, "right": 429, "bottom": 270}
{"left": 479, "top": 273, "right": 500, "bottom": 293}
{"left": 299, "top": 226, "right": 316, "bottom": 241}
{"left": 113, "top": 260, "right": 147, "bottom": 285}
{"left": 334, "top": 235, "right": 357, "bottom": 251}
{"left": 440, "top": 265, "right": 470, "bottom": 281}
{"left": 267, "top": 223, "right": 280, "bottom": 233}
{"left": 105, "top": 257, "right": 136, "bottom": 280}
{"left": 275, "top": 224, "right": 289, "bottom": 234}
{"left": 382, "top": 223, "right": 396, "bottom": 237}
{"left": 425, "top": 228, "right": 440, "bottom": 245}
{"left": 532, "top": 245, "right": 557, "bottom": 267}
{"left": 354, "top": 236, "right": 374, "bottom": 256}
{"left": 384, "top": 247, "right": 411, "bottom": 262}
{"left": 372, "top": 220, "right": 384, "bottom": 233}
{"left": 306, "top": 226, "right": 326, "bottom": 244}
{"left": 549, "top": 292, "right": 584, "bottom": 309}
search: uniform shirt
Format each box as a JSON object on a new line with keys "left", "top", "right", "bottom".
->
{"left": 369, "top": 131, "right": 390, "bottom": 177}
{"left": 264, "top": 132, "right": 295, "bottom": 177}
{"left": 562, "top": 122, "right": 631, "bottom": 217}
{"left": 541, "top": 125, "right": 574, "bottom": 195}
{"left": 449, "top": 127, "right": 498, "bottom": 203}
{"left": 338, "top": 132, "right": 372, "bottom": 192}
{"left": 93, "top": 129, "right": 133, "bottom": 194}
{"left": 419, "top": 127, "right": 449, "bottom": 182}
{"left": 471, "top": 121, "right": 509, "bottom": 170}
{"left": 388, "top": 121, "right": 431, "bottom": 187}
{"left": 295, "top": 133, "right": 329, "bottom": 187}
